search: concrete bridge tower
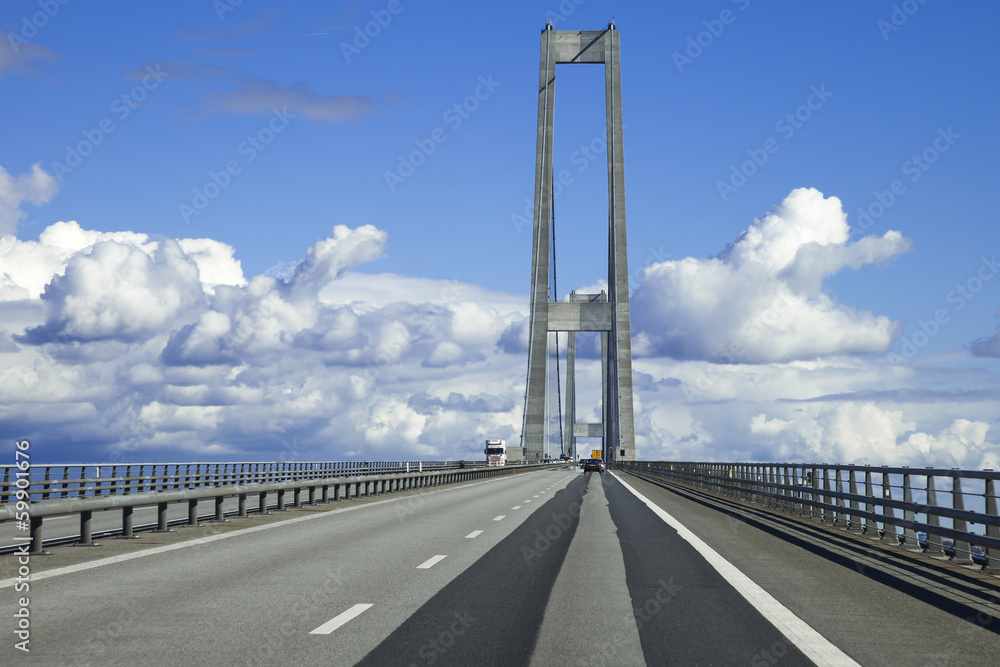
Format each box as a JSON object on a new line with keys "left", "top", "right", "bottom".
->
{"left": 521, "top": 22, "right": 637, "bottom": 464}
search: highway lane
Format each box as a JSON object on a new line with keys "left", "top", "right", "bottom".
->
{"left": 3, "top": 467, "right": 576, "bottom": 666}
{"left": 4, "top": 466, "right": 999, "bottom": 665}
{"left": 611, "top": 471, "right": 1000, "bottom": 666}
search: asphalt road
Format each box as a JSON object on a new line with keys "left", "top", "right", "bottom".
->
{"left": 2, "top": 467, "right": 999, "bottom": 666}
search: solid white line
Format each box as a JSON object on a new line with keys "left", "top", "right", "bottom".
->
{"left": 309, "top": 603, "right": 373, "bottom": 635}
{"left": 611, "top": 473, "right": 861, "bottom": 667}
{"left": 493, "top": 515, "right": 506, "bottom": 521}
{"left": 512, "top": 506, "right": 522, "bottom": 510}
{"left": 417, "top": 555, "right": 447, "bottom": 569}
{"left": 465, "top": 530, "right": 483, "bottom": 539}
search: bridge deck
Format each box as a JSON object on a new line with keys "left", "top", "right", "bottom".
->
{"left": 3, "top": 468, "right": 999, "bottom": 665}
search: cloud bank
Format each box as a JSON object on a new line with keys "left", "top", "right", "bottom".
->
{"left": 632, "top": 188, "right": 912, "bottom": 363}
{"left": 1, "top": 187, "right": 998, "bottom": 470}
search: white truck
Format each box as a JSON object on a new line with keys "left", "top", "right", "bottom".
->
{"left": 485, "top": 439, "right": 507, "bottom": 466}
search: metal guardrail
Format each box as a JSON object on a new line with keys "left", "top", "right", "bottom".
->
{"left": 617, "top": 461, "right": 1000, "bottom": 568}
{"left": 2, "top": 460, "right": 538, "bottom": 554}
{"left": 0, "top": 460, "right": 487, "bottom": 503}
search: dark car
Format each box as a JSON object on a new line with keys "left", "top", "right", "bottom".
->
{"left": 582, "top": 459, "right": 605, "bottom": 474}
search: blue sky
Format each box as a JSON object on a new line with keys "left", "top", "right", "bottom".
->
{"left": 2, "top": 1, "right": 1000, "bottom": 466}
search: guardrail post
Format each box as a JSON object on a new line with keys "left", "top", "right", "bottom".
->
{"left": 75, "top": 510, "right": 99, "bottom": 547}
{"left": 950, "top": 473, "right": 971, "bottom": 562}
{"left": 809, "top": 467, "right": 819, "bottom": 520}
{"left": 847, "top": 470, "right": 863, "bottom": 533}
{"left": 118, "top": 506, "right": 140, "bottom": 538}
{"left": 821, "top": 468, "right": 832, "bottom": 524}
{"left": 834, "top": 469, "right": 846, "bottom": 526}
{"left": 864, "top": 469, "right": 877, "bottom": 536}
{"left": 924, "top": 473, "right": 943, "bottom": 554}
{"left": 153, "top": 502, "right": 172, "bottom": 532}
{"left": 187, "top": 498, "right": 201, "bottom": 527}
{"left": 881, "top": 473, "right": 897, "bottom": 543}
{"left": 293, "top": 487, "right": 303, "bottom": 508}
{"left": 902, "top": 471, "right": 918, "bottom": 548}
{"left": 258, "top": 491, "right": 270, "bottom": 515}
{"left": 985, "top": 477, "right": 998, "bottom": 568}
{"left": 238, "top": 493, "right": 248, "bottom": 517}
{"left": 781, "top": 466, "right": 792, "bottom": 513}
{"left": 30, "top": 515, "right": 47, "bottom": 555}
{"left": 211, "top": 494, "right": 228, "bottom": 522}
{"left": 277, "top": 488, "right": 287, "bottom": 511}
{"left": 321, "top": 484, "right": 329, "bottom": 503}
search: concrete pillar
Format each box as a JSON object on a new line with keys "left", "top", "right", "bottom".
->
{"left": 522, "top": 24, "right": 636, "bottom": 464}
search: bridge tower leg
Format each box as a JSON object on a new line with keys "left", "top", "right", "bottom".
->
{"left": 521, "top": 23, "right": 637, "bottom": 464}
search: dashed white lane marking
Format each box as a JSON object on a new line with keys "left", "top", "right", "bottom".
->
{"left": 309, "top": 603, "right": 373, "bottom": 635}
{"left": 417, "top": 555, "right": 448, "bottom": 569}
{"left": 512, "top": 506, "right": 522, "bottom": 510}
{"left": 533, "top": 495, "right": 540, "bottom": 498}
{"left": 465, "top": 531, "right": 483, "bottom": 539}
{"left": 493, "top": 515, "right": 506, "bottom": 522}
{"left": 0, "top": 475, "right": 513, "bottom": 589}
{"left": 612, "top": 473, "right": 861, "bottom": 667}
{"left": 524, "top": 500, "right": 532, "bottom": 503}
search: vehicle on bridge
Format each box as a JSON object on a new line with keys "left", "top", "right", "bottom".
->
{"left": 485, "top": 439, "right": 525, "bottom": 466}
{"left": 582, "top": 459, "right": 606, "bottom": 474}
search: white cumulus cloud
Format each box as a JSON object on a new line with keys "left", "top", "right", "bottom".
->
{"left": 631, "top": 188, "right": 912, "bottom": 363}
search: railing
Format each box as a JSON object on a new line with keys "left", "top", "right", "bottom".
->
{"left": 0, "top": 459, "right": 487, "bottom": 503}
{"left": 617, "top": 461, "right": 1000, "bottom": 568}
{"left": 1, "top": 460, "right": 536, "bottom": 554}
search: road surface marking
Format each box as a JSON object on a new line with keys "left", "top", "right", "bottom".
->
{"left": 465, "top": 531, "right": 483, "bottom": 539}
{"left": 417, "top": 555, "right": 448, "bottom": 569}
{"left": 524, "top": 500, "right": 532, "bottom": 503}
{"left": 493, "top": 515, "right": 506, "bottom": 521}
{"left": 612, "top": 473, "right": 862, "bottom": 667}
{"left": 309, "top": 603, "right": 373, "bottom": 635}
{"left": 533, "top": 495, "right": 540, "bottom": 498}
{"left": 512, "top": 506, "right": 522, "bottom": 510}
{"left": 0, "top": 474, "right": 519, "bottom": 589}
